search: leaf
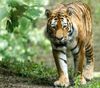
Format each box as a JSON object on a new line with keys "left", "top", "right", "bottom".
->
{"left": 6, "top": 9, "right": 19, "bottom": 32}
{"left": 6, "top": 19, "right": 13, "bottom": 32}
{"left": 7, "top": 0, "right": 20, "bottom": 8}
{"left": 10, "top": 11, "right": 19, "bottom": 27}
{"left": 18, "top": 17, "right": 31, "bottom": 31}
{"left": 25, "top": 6, "right": 42, "bottom": 19}
{"left": 0, "top": 7, "right": 9, "bottom": 21}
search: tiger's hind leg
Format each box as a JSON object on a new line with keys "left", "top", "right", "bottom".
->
{"left": 72, "top": 45, "right": 86, "bottom": 84}
{"left": 83, "top": 43, "right": 94, "bottom": 80}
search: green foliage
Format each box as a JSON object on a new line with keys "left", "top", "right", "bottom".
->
{"left": 0, "top": 7, "right": 9, "bottom": 21}
{"left": 73, "top": 77, "right": 100, "bottom": 88}
{"left": 0, "top": 1, "right": 52, "bottom": 86}
{"left": 74, "top": 75, "right": 81, "bottom": 88}
{"left": 5, "top": 0, "right": 43, "bottom": 32}
{"left": 0, "top": 0, "right": 51, "bottom": 75}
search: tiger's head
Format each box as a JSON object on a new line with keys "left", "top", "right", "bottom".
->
{"left": 45, "top": 7, "right": 77, "bottom": 45}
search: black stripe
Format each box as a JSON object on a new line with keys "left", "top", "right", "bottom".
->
{"left": 71, "top": 39, "right": 79, "bottom": 52}
{"left": 86, "top": 47, "right": 92, "bottom": 52}
{"left": 86, "top": 54, "right": 93, "bottom": 58}
{"left": 86, "top": 49, "right": 93, "bottom": 55}
{"left": 69, "top": 25, "right": 74, "bottom": 36}
{"left": 74, "top": 57, "right": 77, "bottom": 63}
{"left": 87, "top": 60, "right": 92, "bottom": 63}
{"left": 85, "top": 44, "right": 91, "bottom": 50}
{"left": 73, "top": 49, "right": 80, "bottom": 56}
{"left": 86, "top": 57, "right": 93, "bottom": 63}
{"left": 71, "top": 44, "right": 78, "bottom": 52}
{"left": 72, "top": 40, "right": 82, "bottom": 56}
{"left": 60, "top": 58, "right": 67, "bottom": 64}
{"left": 53, "top": 49, "right": 66, "bottom": 55}
{"left": 54, "top": 43, "right": 67, "bottom": 47}
{"left": 85, "top": 42, "right": 90, "bottom": 48}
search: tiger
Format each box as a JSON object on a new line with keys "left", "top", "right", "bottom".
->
{"left": 45, "top": 2, "right": 94, "bottom": 87}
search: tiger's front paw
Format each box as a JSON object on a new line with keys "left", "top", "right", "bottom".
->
{"left": 54, "top": 80, "right": 70, "bottom": 87}
{"left": 54, "top": 76, "right": 70, "bottom": 87}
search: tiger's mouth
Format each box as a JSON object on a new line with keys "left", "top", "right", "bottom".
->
{"left": 52, "top": 37, "right": 67, "bottom": 45}
{"left": 53, "top": 40, "right": 67, "bottom": 47}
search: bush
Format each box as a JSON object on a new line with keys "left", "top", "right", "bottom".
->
{"left": 0, "top": 0, "right": 51, "bottom": 79}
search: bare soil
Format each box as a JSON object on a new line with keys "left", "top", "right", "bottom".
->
{"left": 0, "top": 67, "right": 53, "bottom": 88}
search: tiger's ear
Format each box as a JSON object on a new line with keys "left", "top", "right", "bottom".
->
{"left": 45, "top": 9, "right": 51, "bottom": 18}
{"left": 67, "top": 7, "right": 73, "bottom": 16}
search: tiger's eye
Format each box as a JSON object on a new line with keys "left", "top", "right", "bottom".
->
{"left": 60, "top": 17, "right": 64, "bottom": 20}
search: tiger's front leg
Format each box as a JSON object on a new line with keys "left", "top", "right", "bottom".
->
{"left": 52, "top": 46, "right": 70, "bottom": 87}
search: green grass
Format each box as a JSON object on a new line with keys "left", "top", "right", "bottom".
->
{"left": 0, "top": 60, "right": 57, "bottom": 85}
{"left": 0, "top": 60, "right": 100, "bottom": 87}
{"left": 79, "top": 78, "right": 100, "bottom": 88}
{"left": 73, "top": 76, "right": 100, "bottom": 88}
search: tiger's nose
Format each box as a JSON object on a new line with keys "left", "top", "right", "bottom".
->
{"left": 56, "top": 36, "right": 63, "bottom": 40}
{"left": 56, "top": 29, "right": 64, "bottom": 40}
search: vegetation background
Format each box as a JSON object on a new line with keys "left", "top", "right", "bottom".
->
{"left": 0, "top": 0, "right": 100, "bottom": 88}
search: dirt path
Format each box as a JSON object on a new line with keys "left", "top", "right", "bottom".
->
{"left": 0, "top": 74, "right": 54, "bottom": 88}
{"left": 0, "top": 67, "right": 53, "bottom": 88}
